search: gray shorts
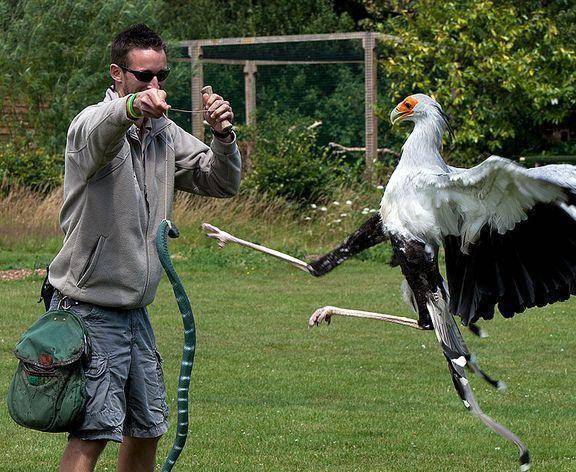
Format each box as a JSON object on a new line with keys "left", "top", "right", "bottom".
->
{"left": 50, "top": 293, "right": 169, "bottom": 442}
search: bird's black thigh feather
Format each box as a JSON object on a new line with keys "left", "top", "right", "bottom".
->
{"left": 308, "top": 213, "right": 387, "bottom": 276}
{"left": 390, "top": 235, "right": 445, "bottom": 330}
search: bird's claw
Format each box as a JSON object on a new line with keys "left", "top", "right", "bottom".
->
{"left": 308, "top": 306, "right": 333, "bottom": 328}
{"left": 202, "top": 222, "right": 231, "bottom": 248}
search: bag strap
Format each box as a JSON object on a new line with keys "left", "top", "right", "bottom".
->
{"left": 38, "top": 266, "right": 55, "bottom": 311}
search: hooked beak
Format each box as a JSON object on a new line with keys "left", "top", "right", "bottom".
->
{"left": 390, "top": 107, "right": 412, "bottom": 125}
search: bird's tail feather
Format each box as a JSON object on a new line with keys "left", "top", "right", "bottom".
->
{"left": 426, "top": 293, "right": 530, "bottom": 471}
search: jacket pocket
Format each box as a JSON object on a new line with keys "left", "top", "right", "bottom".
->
{"left": 154, "top": 349, "right": 169, "bottom": 419}
{"left": 84, "top": 354, "right": 111, "bottom": 418}
{"left": 77, "top": 236, "right": 106, "bottom": 288}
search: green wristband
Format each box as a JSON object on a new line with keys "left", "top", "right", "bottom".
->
{"left": 127, "top": 93, "right": 144, "bottom": 119}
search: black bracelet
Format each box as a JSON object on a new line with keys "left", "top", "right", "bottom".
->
{"left": 210, "top": 127, "right": 233, "bottom": 139}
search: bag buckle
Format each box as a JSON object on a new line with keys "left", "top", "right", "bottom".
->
{"left": 58, "top": 296, "right": 71, "bottom": 310}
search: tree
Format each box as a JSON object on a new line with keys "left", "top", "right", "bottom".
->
{"left": 0, "top": 0, "right": 358, "bottom": 150}
{"left": 0, "top": 0, "right": 163, "bottom": 147}
{"left": 370, "top": 0, "right": 576, "bottom": 164}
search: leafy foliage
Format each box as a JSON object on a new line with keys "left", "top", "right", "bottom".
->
{"left": 0, "top": 143, "right": 63, "bottom": 191}
{"left": 1, "top": 0, "right": 575, "bottom": 197}
{"left": 0, "top": 0, "right": 163, "bottom": 147}
{"left": 371, "top": 0, "right": 576, "bottom": 164}
{"left": 0, "top": 0, "right": 356, "bottom": 147}
{"left": 239, "top": 115, "right": 337, "bottom": 203}
{"left": 239, "top": 112, "right": 367, "bottom": 203}
{"left": 159, "top": 0, "right": 355, "bottom": 38}
{"left": 0, "top": 0, "right": 366, "bottom": 201}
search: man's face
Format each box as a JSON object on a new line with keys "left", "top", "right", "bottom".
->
{"left": 110, "top": 48, "right": 168, "bottom": 97}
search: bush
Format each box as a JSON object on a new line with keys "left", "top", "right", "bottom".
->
{"left": 0, "top": 143, "right": 63, "bottom": 192}
{"left": 238, "top": 114, "right": 363, "bottom": 204}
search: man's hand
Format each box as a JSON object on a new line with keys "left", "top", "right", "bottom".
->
{"left": 202, "top": 92, "right": 234, "bottom": 134}
{"left": 133, "top": 89, "right": 170, "bottom": 119}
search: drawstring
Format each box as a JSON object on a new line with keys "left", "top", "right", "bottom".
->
{"left": 163, "top": 112, "right": 172, "bottom": 222}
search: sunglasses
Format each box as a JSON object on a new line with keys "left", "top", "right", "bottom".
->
{"left": 119, "top": 65, "right": 171, "bottom": 82}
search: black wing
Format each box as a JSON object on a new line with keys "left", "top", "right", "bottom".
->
{"left": 445, "top": 196, "right": 576, "bottom": 325}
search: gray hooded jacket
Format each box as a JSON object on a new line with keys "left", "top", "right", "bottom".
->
{"left": 49, "top": 88, "right": 241, "bottom": 308}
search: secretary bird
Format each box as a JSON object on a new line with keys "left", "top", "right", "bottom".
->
{"left": 203, "top": 94, "right": 576, "bottom": 470}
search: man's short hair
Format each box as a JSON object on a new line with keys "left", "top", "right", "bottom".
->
{"left": 111, "top": 24, "right": 167, "bottom": 67}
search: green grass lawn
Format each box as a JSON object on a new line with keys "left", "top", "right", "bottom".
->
{"left": 1, "top": 248, "right": 575, "bottom": 471}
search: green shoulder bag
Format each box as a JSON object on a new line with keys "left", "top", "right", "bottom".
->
{"left": 7, "top": 309, "right": 90, "bottom": 432}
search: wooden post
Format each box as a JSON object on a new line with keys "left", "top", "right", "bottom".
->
{"left": 243, "top": 61, "right": 257, "bottom": 127}
{"left": 189, "top": 43, "right": 204, "bottom": 140}
{"left": 363, "top": 32, "right": 378, "bottom": 182}
{"left": 243, "top": 61, "right": 257, "bottom": 173}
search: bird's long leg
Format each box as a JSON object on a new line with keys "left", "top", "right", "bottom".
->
{"left": 202, "top": 223, "right": 312, "bottom": 273}
{"left": 426, "top": 291, "right": 530, "bottom": 471}
{"left": 204, "top": 219, "right": 486, "bottom": 336}
{"left": 390, "top": 235, "right": 530, "bottom": 471}
{"left": 307, "top": 213, "right": 387, "bottom": 276}
{"left": 202, "top": 213, "right": 387, "bottom": 277}
{"left": 390, "top": 236, "right": 441, "bottom": 330}
{"left": 308, "top": 305, "right": 424, "bottom": 329}
{"left": 309, "top": 305, "right": 500, "bottom": 386}
{"left": 392, "top": 238, "right": 490, "bottom": 337}
{"left": 393, "top": 236, "right": 499, "bottom": 379}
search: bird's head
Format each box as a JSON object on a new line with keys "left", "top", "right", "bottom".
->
{"left": 390, "top": 93, "right": 453, "bottom": 138}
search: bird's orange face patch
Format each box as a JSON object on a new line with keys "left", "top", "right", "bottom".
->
{"left": 396, "top": 96, "right": 419, "bottom": 116}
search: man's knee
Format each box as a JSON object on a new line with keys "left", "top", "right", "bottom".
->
{"left": 60, "top": 437, "right": 108, "bottom": 472}
{"left": 118, "top": 435, "right": 161, "bottom": 472}
{"left": 67, "top": 436, "right": 108, "bottom": 457}
{"left": 122, "top": 435, "right": 161, "bottom": 450}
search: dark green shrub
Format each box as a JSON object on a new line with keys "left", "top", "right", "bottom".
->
{"left": 0, "top": 143, "right": 63, "bottom": 192}
{"left": 239, "top": 114, "right": 362, "bottom": 204}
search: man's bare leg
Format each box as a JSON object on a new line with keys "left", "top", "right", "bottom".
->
{"left": 59, "top": 437, "right": 107, "bottom": 472}
{"left": 118, "top": 436, "right": 161, "bottom": 472}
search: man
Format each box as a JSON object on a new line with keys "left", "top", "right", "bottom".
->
{"left": 47, "top": 24, "right": 241, "bottom": 472}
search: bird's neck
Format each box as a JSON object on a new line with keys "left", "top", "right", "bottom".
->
{"left": 399, "top": 120, "right": 449, "bottom": 171}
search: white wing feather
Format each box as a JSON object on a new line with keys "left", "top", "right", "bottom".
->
{"left": 414, "top": 156, "right": 573, "bottom": 252}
